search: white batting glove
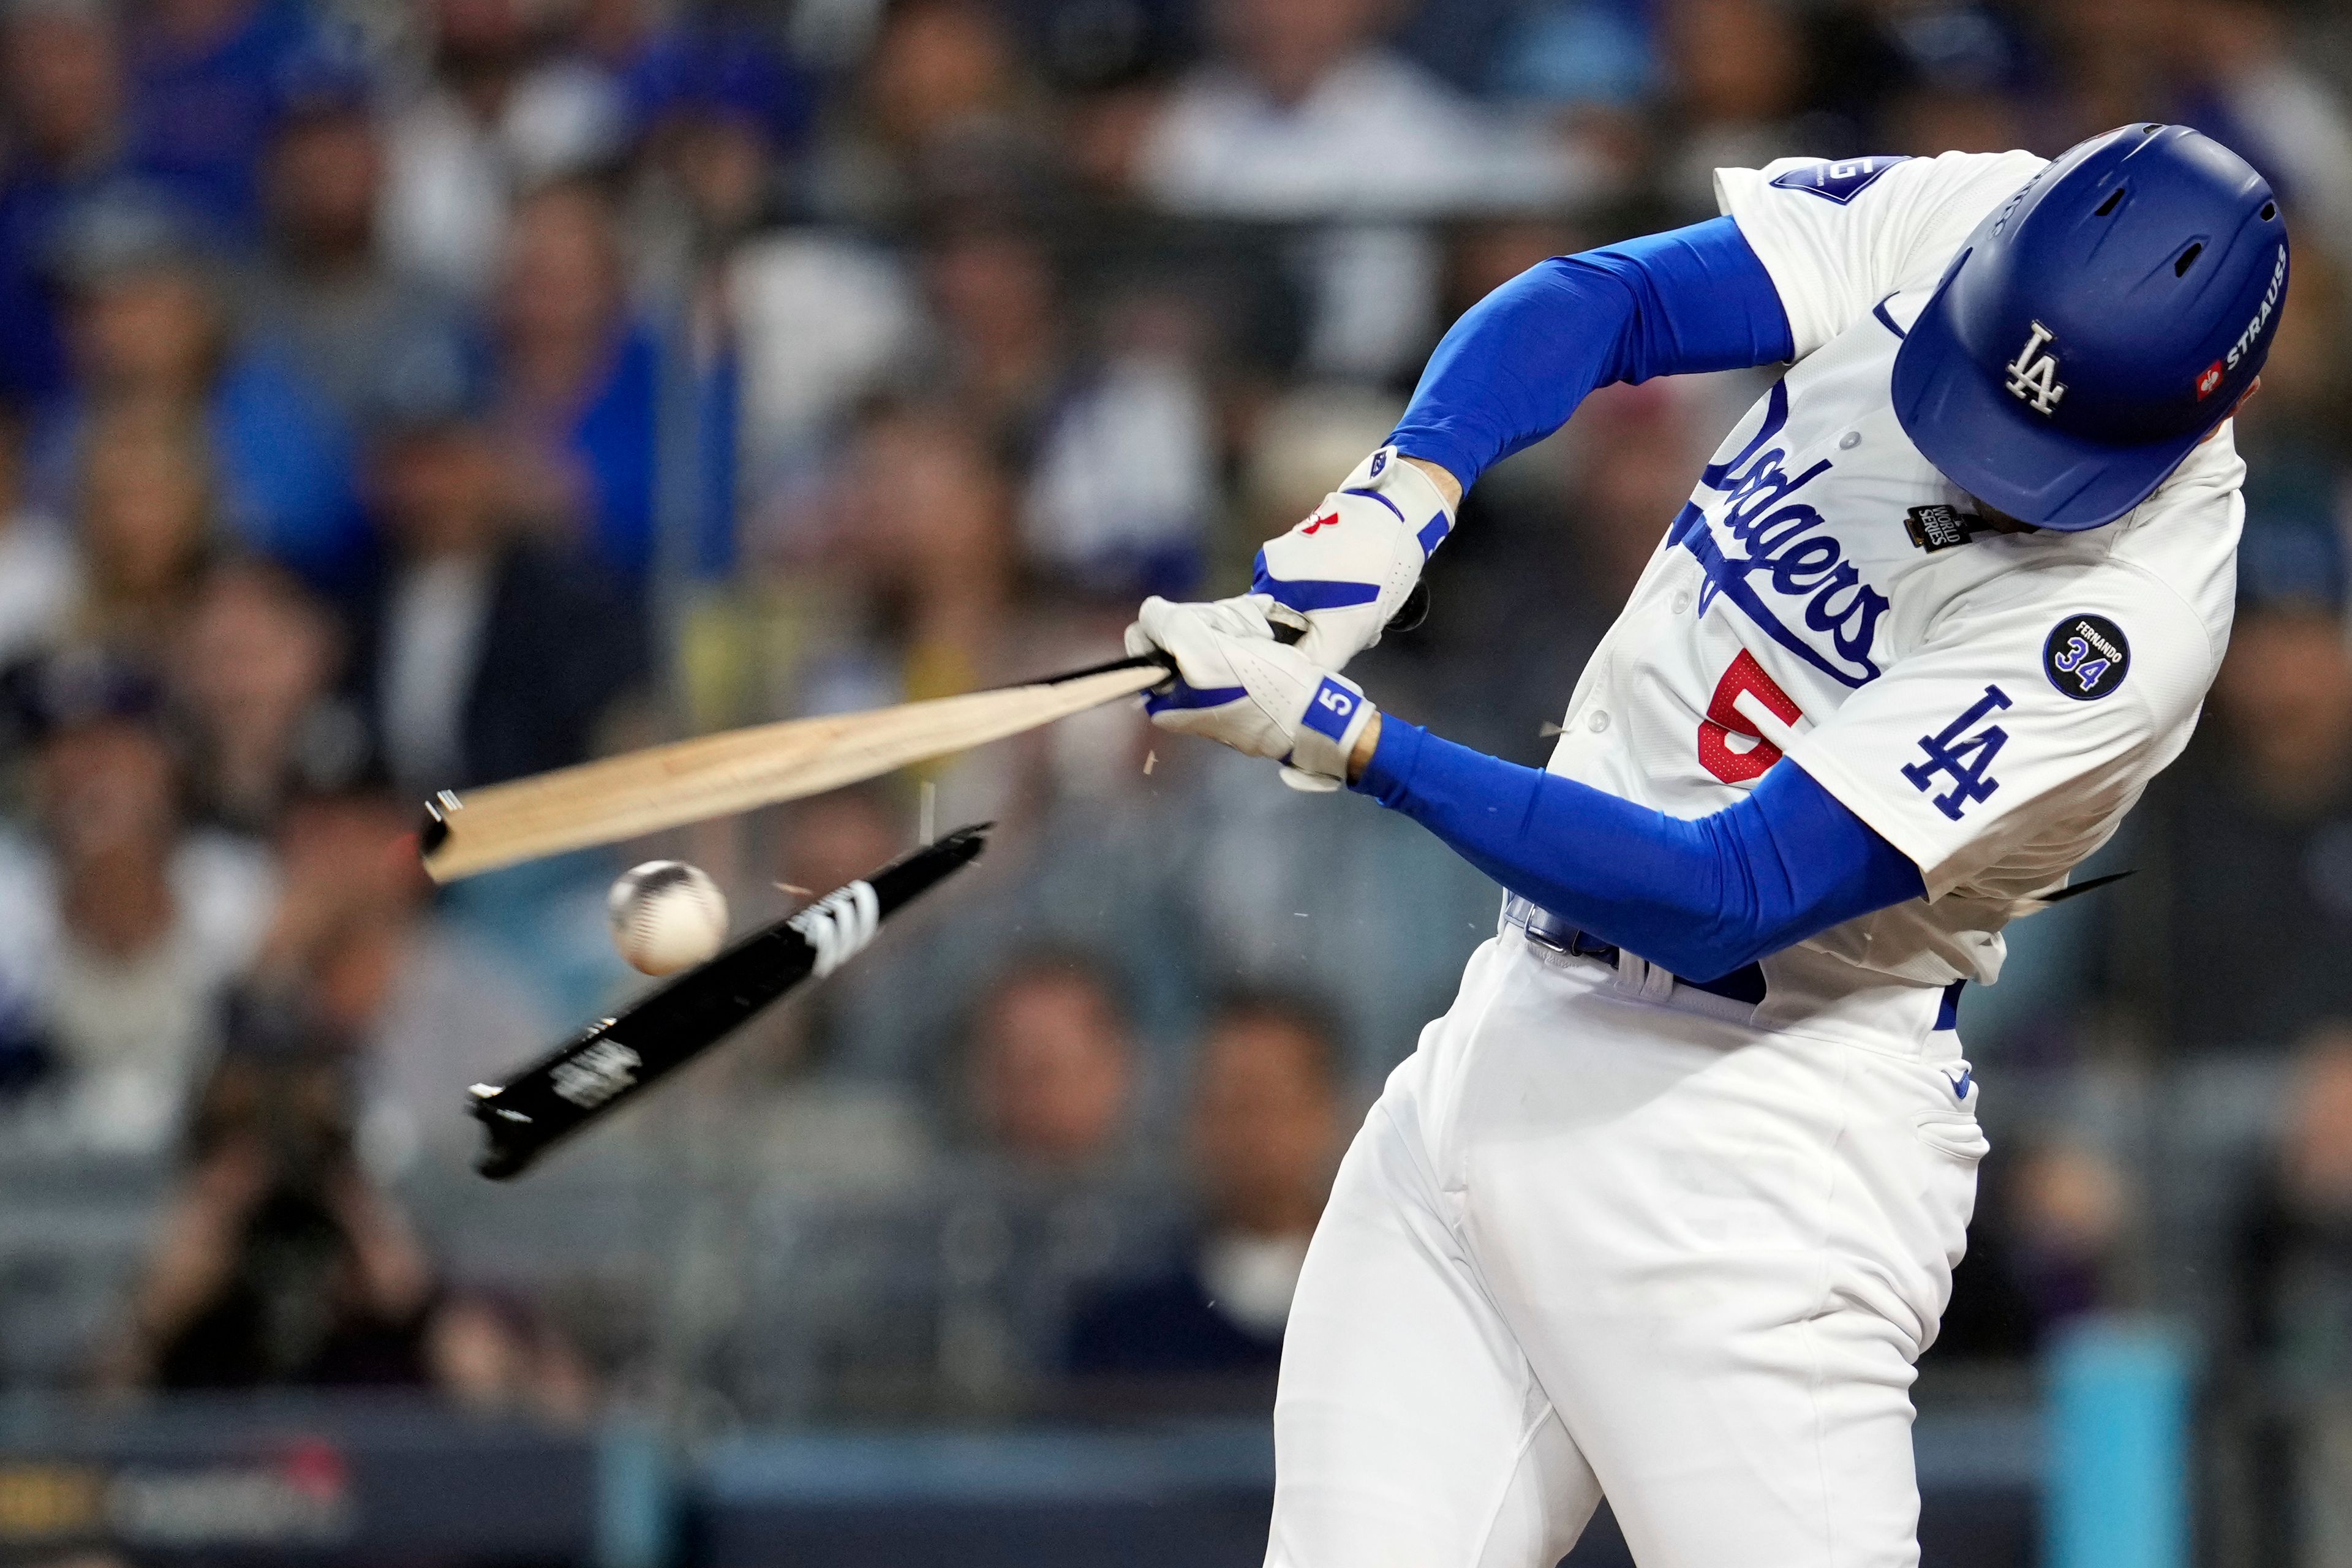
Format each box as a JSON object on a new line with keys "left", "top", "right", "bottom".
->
{"left": 1251, "top": 445, "right": 1453, "bottom": 670}
{"left": 1124, "top": 597, "right": 1379, "bottom": 789}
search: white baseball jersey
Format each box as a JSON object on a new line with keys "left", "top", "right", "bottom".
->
{"left": 1264, "top": 151, "right": 2241, "bottom": 1568}
{"left": 1540, "top": 149, "right": 2240, "bottom": 1045}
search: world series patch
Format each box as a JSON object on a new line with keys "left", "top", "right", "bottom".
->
{"left": 2043, "top": 614, "right": 2130, "bottom": 701}
{"left": 1905, "top": 505, "right": 1990, "bottom": 553}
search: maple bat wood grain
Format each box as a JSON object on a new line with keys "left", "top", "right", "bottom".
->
{"left": 420, "top": 655, "right": 1164, "bottom": 882}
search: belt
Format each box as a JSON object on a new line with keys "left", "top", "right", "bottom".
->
{"left": 1501, "top": 894, "right": 1767, "bottom": 1006}
{"left": 1499, "top": 895, "right": 1968, "bottom": 1029}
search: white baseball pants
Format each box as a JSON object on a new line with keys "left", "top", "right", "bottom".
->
{"left": 1266, "top": 929, "right": 1986, "bottom": 1568}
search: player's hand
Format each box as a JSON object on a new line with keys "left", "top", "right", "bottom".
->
{"left": 1125, "top": 597, "right": 1379, "bottom": 788}
{"left": 1253, "top": 447, "right": 1455, "bottom": 669}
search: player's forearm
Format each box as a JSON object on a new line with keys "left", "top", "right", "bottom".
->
{"left": 1385, "top": 217, "right": 1796, "bottom": 492}
{"left": 1352, "top": 720, "right": 1923, "bottom": 980}
{"left": 1398, "top": 459, "right": 1461, "bottom": 511}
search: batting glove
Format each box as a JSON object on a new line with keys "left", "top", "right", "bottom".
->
{"left": 1125, "top": 597, "right": 1379, "bottom": 790}
{"left": 1251, "top": 446, "right": 1453, "bottom": 670}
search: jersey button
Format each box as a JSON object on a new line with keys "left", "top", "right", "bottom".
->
{"left": 1587, "top": 709, "right": 1611, "bottom": 733}
{"left": 1670, "top": 589, "right": 1692, "bottom": 614}
{"left": 1839, "top": 430, "right": 1862, "bottom": 450}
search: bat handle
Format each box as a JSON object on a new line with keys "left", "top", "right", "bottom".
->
{"left": 1388, "top": 580, "right": 1434, "bottom": 634}
{"left": 1057, "top": 621, "right": 1310, "bottom": 688}
{"left": 1143, "top": 619, "right": 1302, "bottom": 674}
{"left": 1132, "top": 581, "right": 1431, "bottom": 673}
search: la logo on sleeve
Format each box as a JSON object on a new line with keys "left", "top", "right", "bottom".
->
{"left": 1903, "top": 686, "right": 2011, "bottom": 821}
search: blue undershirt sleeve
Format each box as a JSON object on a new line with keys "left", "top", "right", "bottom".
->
{"left": 1353, "top": 720, "right": 1926, "bottom": 981}
{"left": 1387, "top": 216, "right": 1795, "bottom": 492}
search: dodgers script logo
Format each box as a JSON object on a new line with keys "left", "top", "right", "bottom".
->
{"left": 1667, "top": 380, "right": 1891, "bottom": 688}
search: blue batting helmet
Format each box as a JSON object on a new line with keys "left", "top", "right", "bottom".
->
{"left": 1891, "top": 123, "right": 2288, "bottom": 531}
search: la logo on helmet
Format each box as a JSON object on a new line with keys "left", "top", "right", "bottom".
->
{"left": 2004, "top": 320, "right": 2066, "bottom": 415}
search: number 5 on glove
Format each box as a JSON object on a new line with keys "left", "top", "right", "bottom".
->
{"left": 1126, "top": 597, "right": 1385, "bottom": 789}
{"left": 1283, "top": 677, "right": 1374, "bottom": 793}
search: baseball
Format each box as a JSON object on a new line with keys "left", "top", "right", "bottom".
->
{"left": 608, "top": 861, "right": 729, "bottom": 975}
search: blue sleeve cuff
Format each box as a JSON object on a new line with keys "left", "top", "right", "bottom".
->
{"left": 1353, "top": 715, "right": 1430, "bottom": 803}
{"left": 1387, "top": 431, "right": 1490, "bottom": 503}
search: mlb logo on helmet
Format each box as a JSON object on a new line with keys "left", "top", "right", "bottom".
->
{"left": 1890, "top": 124, "right": 2288, "bottom": 532}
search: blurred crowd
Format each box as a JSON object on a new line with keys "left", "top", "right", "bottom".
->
{"left": 1, "top": 0, "right": 2351, "bottom": 1544}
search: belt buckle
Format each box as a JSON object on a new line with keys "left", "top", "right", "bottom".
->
{"left": 1520, "top": 905, "right": 1572, "bottom": 954}
{"left": 1521, "top": 904, "right": 1613, "bottom": 965}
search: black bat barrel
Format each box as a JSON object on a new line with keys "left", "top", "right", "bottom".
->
{"left": 469, "top": 823, "right": 990, "bottom": 1180}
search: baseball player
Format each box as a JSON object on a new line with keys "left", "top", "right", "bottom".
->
{"left": 1125, "top": 124, "right": 2286, "bottom": 1567}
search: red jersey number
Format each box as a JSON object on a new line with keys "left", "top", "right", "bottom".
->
{"left": 1698, "top": 650, "right": 1804, "bottom": 784}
